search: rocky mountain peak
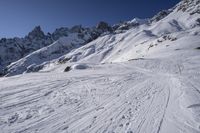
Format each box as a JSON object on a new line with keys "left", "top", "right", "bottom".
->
{"left": 52, "top": 27, "right": 69, "bottom": 40}
{"left": 150, "top": 10, "right": 171, "bottom": 23}
{"left": 96, "top": 21, "right": 112, "bottom": 32}
{"left": 177, "top": 0, "right": 200, "bottom": 14}
{"left": 27, "top": 26, "right": 45, "bottom": 39}
{"left": 70, "top": 25, "right": 83, "bottom": 33}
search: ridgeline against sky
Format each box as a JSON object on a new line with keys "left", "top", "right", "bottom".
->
{"left": 0, "top": 0, "right": 180, "bottom": 38}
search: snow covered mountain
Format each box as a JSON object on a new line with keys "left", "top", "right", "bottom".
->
{"left": 4, "top": 18, "right": 147, "bottom": 76}
{"left": 5, "top": 0, "right": 200, "bottom": 77}
{"left": 56, "top": 0, "right": 200, "bottom": 64}
{"left": 0, "top": 26, "right": 53, "bottom": 75}
{"left": 0, "top": 0, "right": 200, "bottom": 133}
{"left": 0, "top": 23, "right": 112, "bottom": 76}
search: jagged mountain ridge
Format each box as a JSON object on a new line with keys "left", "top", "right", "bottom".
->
{"left": 0, "top": 22, "right": 114, "bottom": 75}
{"left": 1, "top": 19, "right": 148, "bottom": 76}
{"left": 60, "top": 0, "right": 199, "bottom": 64}
{"left": 0, "top": 26, "right": 53, "bottom": 75}
{"left": 2, "top": 0, "right": 200, "bottom": 76}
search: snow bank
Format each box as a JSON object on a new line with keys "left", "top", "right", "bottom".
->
{"left": 71, "top": 64, "right": 89, "bottom": 70}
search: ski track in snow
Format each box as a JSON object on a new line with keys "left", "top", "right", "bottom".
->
{"left": 1, "top": 0, "right": 200, "bottom": 132}
{"left": 0, "top": 57, "right": 200, "bottom": 133}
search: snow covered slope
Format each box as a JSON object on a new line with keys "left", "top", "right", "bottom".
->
{"left": 56, "top": 0, "right": 200, "bottom": 64}
{"left": 6, "top": 0, "right": 200, "bottom": 77}
{"left": 2, "top": 0, "right": 200, "bottom": 76}
{"left": 0, "top": 26, "right": 53, "bottom": 75}
{"left": 0, "top": 23, "right": 111, "bottom": 76}
{"left": 5, "top": 32, "right": 96, "bottom": 76}
{"left": 0, "top": 44, "right": 200, "bottom": 132}
{"left": 0, "top": 0, "right": 200, "bottom": 132}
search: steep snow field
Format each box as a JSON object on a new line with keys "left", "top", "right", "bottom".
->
{"left": 1, "top": 0, "right": 200, "bottom": 132}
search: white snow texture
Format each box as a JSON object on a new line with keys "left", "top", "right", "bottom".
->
{"left": 0, "top": 0, "right": 200, "bottom": 133}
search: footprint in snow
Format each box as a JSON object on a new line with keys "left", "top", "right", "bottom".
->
{"left": 8, "top": 113, "right": 19, "bottom": 124}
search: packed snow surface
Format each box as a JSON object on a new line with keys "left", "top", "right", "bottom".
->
{"left": 0, "top": 0, "right": 200, "bottom": 133}
{"left": 0, "top": 46, "right": 200, "bottom": 132}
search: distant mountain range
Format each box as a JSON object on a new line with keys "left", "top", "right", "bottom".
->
{"left": 0, "top": 0, "right": 200, "bottom": 76}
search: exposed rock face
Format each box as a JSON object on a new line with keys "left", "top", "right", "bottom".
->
{"left": 52, "top": 27, "right": 69, "bottom": 40}
{"left": 196, "top": 18, "right": 200, "bottom": 25}
{"left": 150, "top": 10, "right": 171, "bottom": 23}
{"left": 27, "top": 26, "right": 45, "bottom": 40}
{"left": 115, "top": 18, "right": 148, "bottom": 31}
{"left": 177, "top": 0, "right": 200, "bottom": 14}
{"left": 96, "top": 21, "right": 112, "bottom": 32}
{"left": 70, "top": 25, "right": 83, "bottom": 33}
{"left": 149, "top": 0, "right": 200, "bottom": 24}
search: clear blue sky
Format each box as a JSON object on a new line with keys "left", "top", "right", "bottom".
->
{"left": 0, "top": 0, "right": 181, "bottom": 38}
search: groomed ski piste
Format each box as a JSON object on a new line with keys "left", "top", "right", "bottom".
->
{"left": 0, "top": 0, "right": 200, "bottom": 132}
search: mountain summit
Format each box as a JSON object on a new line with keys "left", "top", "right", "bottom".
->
{"left": 27, "top": 26, "right": 46, "bottom": 40}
